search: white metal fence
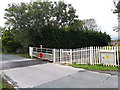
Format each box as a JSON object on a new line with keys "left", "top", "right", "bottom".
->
{"left": 29, "top": 46, "right": 120, "bottom": 66}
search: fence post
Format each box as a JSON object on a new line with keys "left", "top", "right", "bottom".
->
{"left": 70, "top": 49, "right": 73, "bottom": 64}
{"left": 90, "top": 46, "right": 93, "bottom": 65}
{"left": 53, "top": 49, "right": 56, "bottom": 63}
{"left": 86, "top": 47, "right": 88, "bottom": 64}
{"left": 60, "top": 49, "right": 62, "bottom": 64}
{"left": 114, "top": 46, "right": 117, "bottom": 66}
{"left": 29, "top": 47, "right": 33, "bottom": 58}
{"left": 117, "top": 46, "right": 119, "bottom": 67}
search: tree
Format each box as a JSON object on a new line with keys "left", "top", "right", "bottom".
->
{"left": 4, "top": 1, "right": 78, "bottom": 48}
{"left": 113, "top": 0, "right": 120, "bottom": 32}
{"left": 83, "top": 18, "right": 99, "bottom": 31}
{"left": 2, "top": 29, "right": 21, "bottom": 52}
{"left": 0, "top": 26, "right": 3, "bottom": 50}
{"left": 0, "top": 26, "right": 4, "bottom": 35}
{"left": 69, "top": 19, "right": 84, "bottom": 31}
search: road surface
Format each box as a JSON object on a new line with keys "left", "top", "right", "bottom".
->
{"left": 1, "top": 54, "right": 119, "bottom": 88}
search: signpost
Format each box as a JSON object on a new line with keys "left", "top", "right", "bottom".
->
{"left": 40, "top": 53, "right": 43, "bottom": 58}
{"left": 40, "top": 45, "right": 43, "bottom": 58}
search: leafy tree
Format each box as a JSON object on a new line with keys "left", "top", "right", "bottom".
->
{"left": 0, "top": 26, "right": 3, "bottom": 51}
{"left": 2, "top": 30, "right": 21, "bottom": 52}
{"left": 113, "top": 0, "right": 120, "bottom": 13}
{"left": 113, "top": 0, "right": 120, "bottom": 32}
{"left": 69, "top": 19, "right": 84, "bottom": 31}
{"left": 3, "top": 1, "right": 111, "bottom": 51}
{"left": 4, "top": 1, "right": 78, "bottom": 48}
{"left": 83, "top": 18, "right": 99, "bottom": 31}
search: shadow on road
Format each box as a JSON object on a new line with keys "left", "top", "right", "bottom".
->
{"left": 2, "top": 59, "right": 53, "bottom": 70}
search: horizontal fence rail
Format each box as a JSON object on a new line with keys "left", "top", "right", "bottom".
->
{"left": 29, "top": 46, "right": 120, "bottom": 67}
{"left": 29, "top": 47, "right": 53, "bottom": 61}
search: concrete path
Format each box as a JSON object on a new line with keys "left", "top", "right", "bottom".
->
{"left": 3, "top": 63, "right": 81, "bottom": 88}
{"left": 1, "top": 54, "right": 119, "bottom": 88}
{"left": 1, "top": 54, "right": 82, "bottom": 88}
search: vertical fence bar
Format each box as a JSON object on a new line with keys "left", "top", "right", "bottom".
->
{"left": 29, "top": 47, "right": 33, "bottom": 58}
{"left": 86, "top": 47, "right": 88, "bottom": 64}
{"left": 60, "top": 49, "right": 62, "bottom": 64}
{"left": 117, "top": 46, "right": 119, "bottom": 67}
{"left": 90, "top": 46, "right": 93, "bottom": 65}
{"left": 82, "top": 48, "right": 84, "bottom": 64}
{"left": 96, "top": 46, "right": 97, "bottom": 64}
{"left": 70, "top": 49, "right": 72, "bottom": 64}
{"left": 98, "top": 46, "right": 100, "bottom": 64}
{"left": 93, "top": 46, "right": 95, "bottom": 64}
{"left": 74, "top": 50, "right": 75, "bottom": 63}
{"left": 53, "top": 49, "right": 56, "bottom": 63}
{"left": 89, "top": 47, "right": 90, "bottom": 64}
{"left": 81, "top": 48, "right": 82, "bottom": 64}
{"left": 114, "top": 46, "right": 117, "bottom": 66}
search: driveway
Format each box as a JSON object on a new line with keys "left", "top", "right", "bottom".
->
{"left": 1, "top": 54, "right": 119, "bottom": 88}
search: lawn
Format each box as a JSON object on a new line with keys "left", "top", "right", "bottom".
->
{"left": 70, "top": 63, "right": 120, "bottom": 71}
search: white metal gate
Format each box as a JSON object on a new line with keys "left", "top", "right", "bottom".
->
{"left": 29, "top": 46, "right": 120, "bottom": 66}
{"left": 60, "top": 49, "right": 72, "bottom": 64}
{"left": 29, "top": 47, "right": 53, "bottom": 61}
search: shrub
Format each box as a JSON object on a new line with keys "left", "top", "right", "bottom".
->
{"left": 2, "top": 30, "right": 21, "bottom": 52}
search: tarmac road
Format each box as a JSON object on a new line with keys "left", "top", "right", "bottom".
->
{"left": 1, "top": 54, "right": 50, "bottom": 70}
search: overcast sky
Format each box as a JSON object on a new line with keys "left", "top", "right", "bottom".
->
{"left": 0, "top": 0, "right": 118, "bottom": 40}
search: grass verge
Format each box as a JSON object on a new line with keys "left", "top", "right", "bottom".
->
{"left": 0, "top": 78, "right": 14, "bottom": 90}
{"left": 70, "top": 63, "right": 120, "bottom": 71}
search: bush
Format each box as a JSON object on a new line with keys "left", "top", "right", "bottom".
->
{"left": 38, "top": 25, "right": 111, "bottom": 49}
{"left": 2, "top": 30, "right": 21, "bottom": 52}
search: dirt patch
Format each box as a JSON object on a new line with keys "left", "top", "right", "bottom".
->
{"left": 87, "top": 70, "right": 120, "bottom": 76}
{"left": 2, "top": 78, "right": 15, "bottom": 90}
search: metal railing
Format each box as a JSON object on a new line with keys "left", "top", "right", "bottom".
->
{"left": 29, "top": 46, "right": 120, "bottom": 67}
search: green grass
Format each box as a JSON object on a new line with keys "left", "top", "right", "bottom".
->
{"left": 0, "top": 74, "right": 14, "bottom": 89}
{"left": 0, "top": 80, "right": 7, "bottom": 89}
{"left": 0, "top": 80, "right": 14, "bottom": 90}
{"left": 70, "top": 63, "right": 120, "bottom": 71}
{"left": 2, "top": 84, "right": 7, "bottom": 88}
{"left": 2, "top": 52, "right": 31, "bottom": 58}
{"left": 16, "top": 53, "right": 31, "bottom": 58}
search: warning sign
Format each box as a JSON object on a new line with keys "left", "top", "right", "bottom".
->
{"left": 100, "top": 51, "right": 115, "bottom": 65}
{"left": 106, "top": 55, "right": 109, "bottom": 59}
{"left": 40, "top": 53, "right": 43, "bottom": 58}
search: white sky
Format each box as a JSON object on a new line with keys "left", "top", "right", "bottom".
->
{"left": 0, "top": 0, "right": 118, "bottom": 40}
